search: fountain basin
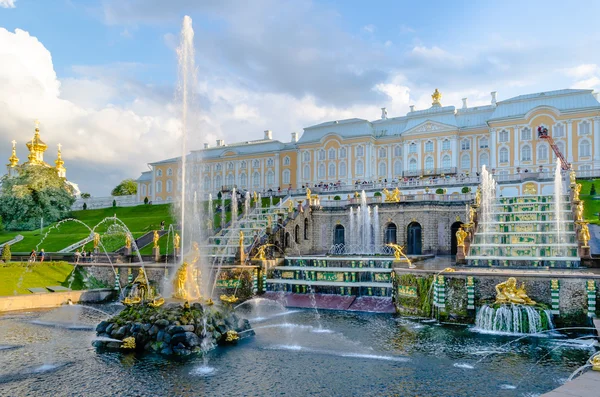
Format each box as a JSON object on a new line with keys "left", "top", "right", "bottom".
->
{"left": 475, "top": 304, "right": 554, "bottom": 334}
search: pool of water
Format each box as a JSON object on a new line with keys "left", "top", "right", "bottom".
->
{"left": 0, "top": 302, "right": 596, "bottom": 397}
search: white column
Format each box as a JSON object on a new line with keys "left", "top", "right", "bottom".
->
{"left": 296, "top": 151, "right": 302, "bottom": 189}
{"left": 261, "top": 160, "right": 265, "bottom": 191}
{"left": 403, "top": 142, "right": 409, "bottom": 172}
{"left": 151, "top": 166, "right": 156, "bottom": 202}
{"left": 451, "top": 137, "right": 458, "bottom": 170}
{"left": 417, "top": 140, "right": 422, "bottom": 173}
{"left": 436, "top": 139, "right": 442, "bottom": 170}
{"left": 387, "top": 145, "right": 392, "bottom": 179}
{"left": 593, "top": 117, "right": 600, "bottom": 167}
{"left": 567, "top": 120, "right": 574, "bottom": 163}
{"left": 513, "top": 126, "right": 520, "bottom": 169}
{"left": 490, "top": 129, "right": 497, "bottom": 169}
{"left": 274, "top": 154, "right": 280, "bottom": 188}
{"left": 313, "top": 150, "right": 317, "bottom": 183}
{"left": 347, "top": 145, "right": 353, "bottom": 185}
{"left": 365, "top": 143, "right": 371, "bottom": 179}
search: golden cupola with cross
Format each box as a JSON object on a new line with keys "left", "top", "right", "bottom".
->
{"left": 25, "top": 120, "right": 49, "bottom": 166}
{"left": 6, "top": 140, "right": 19, "bottom": 177}
{"left": 55, "top": 143, "right": 66, "bottom": 178}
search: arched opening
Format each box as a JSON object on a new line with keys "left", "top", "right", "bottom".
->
{"left": 384, "top": 223, "right": 397, "bottom": 244}
{"left": 285, "top": 232, "right": 291, "bottom": 249}
{"left": 407, "top": 222, "right": 422, "bottom": 255}
{"left": 334, "top": 224, "right": 345, "bottom": 245}
{"left": 304, "top": 218, "right": 309, "bottom": 240}
{"left": 450, "top": 221, "right": 463, "bottom": 255}
{"left": 295, "top": 225, "right": 300, "bottom": 244}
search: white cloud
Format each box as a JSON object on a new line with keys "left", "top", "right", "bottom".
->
{"left": 399, "top": 24, "right": 415, "bottom": 34}
{"left": 362, "top": 24, "right": 375, "bottom": 34}
{"left": 0, "top": 0, "right": 15, "bottom": 9}
{"left": 563, "top": 64, "right": 600, "bottom": 78}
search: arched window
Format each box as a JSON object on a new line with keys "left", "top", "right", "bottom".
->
{"left": 339, "top": 162, "right": 347, "bottom": 177}
{"left": 167, "top": 168, "right": 173, "bottom": 176}
{"left": 339, "top": 147, "right": 347, "bottom": 158}
{"left": 409, "top": 158, "right": 417, "bottom": 172}
{"left": 283, "top": 156, "right": 290, "bottom": 166}
{"left": 318, "top": 149, "right": 326, "bottom": 161}
{"left": 461, "top": 139, "right": 470, "bottom": 151}
{"left": 304, "top": 218, "right": 309, "bottom": 240}
{"left": 156, "top": 180, "right": 162, "bottom": 193}
{"left": 425, "top": 156, "right": 434, "bottom": 170}
{"left": 216, "top": 164, "right": 222, "bottom": 171}
{"left": 253, "top": 160, "right": 260, "bottom": 168}
{"left": 521, "top": 145, "right": 532, "bottom": 161}
{"left": 479, "top": 153, "right": 489, "bottom": 169}
{"left": 227, "top": 162, "right": 234, "bottom": 170}
{"left": 303, "top": 165, "right": 310, "bottom": 180}
{"left": 156, "top": 169, "right": 162, "bottom": 177}
{"left": 580, "top": 139, "right": 591, "bottom": 157}
{"left": 295, "top": 225, "right": 300, "bottom": 244}
{"left": 141, "top": 184, "right": 146, "bottom": 196}
{"left": 553, "top": 124, "right": 565, "bottom": 137}
{"left": 227, "top": 174, "right": 234, "bottom": 187}
{"left": 327, "top": 163, "right": 335, "bottom": 178}
{"left": 204, "top": 165, "right": 210, "bottom": 172}
{"left": 579, "top": 120, "right": 591, "bottom": 135}
{"left": 215, "top": 175, "right": 222, "bottom": 189}
{"left": 303, "top": 152, "right": 310, "bottom": 162}
{"left": 378, "top": 161, "right": 387, "bottom": 177}
{"left": 461, "top": 154, "right": 470, "bottom": 169}
{"left": 328, "top": 148, "right": 336, "bottom": 160}
{"left": 283, "top": 169, "right": 291, "bottom": 184}
{"left": 442, "top": 155, "right": 451, "bottom": 169}
{"left": 556, "top": 141, "right": 566, "bottom": 157}
{"left": 267, "top": 158, "right": 274, "bottom": 167}
{"left": 394, "top": 145, "right": 402, "bottom": 157}
{"left": 409, "top": 143, "right": 417, "bottom": 153}
{"left": 499, "top": 147, "right": 509, "bottom": 163}
{"left": 521, "top": 127, "right": 532, "bottom": 141}
{"left": 240, "top": 161, "right": 247, "bottom": 169}
{"left": 318, "top": 164, "right": 325, "bottom": 178}
{"left": 253, "top": 172, "right": 260, "bottom": 187}
{"left": 441, "top": 140, "right": 450, "bottom": 151}
{"left": 479, "top": 137, "right": 488, "bottom": 149}
{"left": 203, "top": 176, "right": 210, "bottom": 191}
{"left": 356, "top": 146, "right": 364, "bottom": 157}
{"left": 240, "top": 173, "right": 247, "bottom": 187}
{"left": 499, "top": 130, "right": 509, "bottom": 142}
{"left": 425, "top": 141, "right": 434, "bottom": 152}
{"left": 379, "top": 147, "right": 387, "bottom": 158}
{"left": 356, "top": 160, "right": 364, "bottom": 175}
{"left": 166, "top": 180, "right": 173, "bottom": 193}
{"left": 537, "top": 144, "right": 548, "bottom": 161}
{"left": 266, "top": 171, "right": 274, "bottom": 185}
{"left": 384, "top": 223, "right": 397, "bottom": 244}
{"left": 333, "top": 224, "right": 345, "bottom": 245}
{"left": 394, "top": 160, "right": 402, "bottom": 175}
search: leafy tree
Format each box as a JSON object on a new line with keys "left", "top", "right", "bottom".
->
{"left": 0, "top": 165, "right": 75, "bottom": 230}
{"left": 591, "top": 183, "right": 596, "bottom": 196}
{"left": 80, "top": 192, "right": 91, "bottom": 199}
{"left": 0, "top": 215, "right": 4, "bottom": 232}
{"left": 144, "top": 197, "right": 149, "bottom": 205}
{"left": 1, "top": 244, "right": 11, "bottom": 262}
{"left": 113, "top": 199, "right": 117, "bottom": 208}
{"left": 461, "top": 186, "right": 471, "bottom": 194}
{"left": 83, "top": 202, "right": 87, "bottom": 210}
{"left": 111, "top": 179, "right": 137, "bottom": 196}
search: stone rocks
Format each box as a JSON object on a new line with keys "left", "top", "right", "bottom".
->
{"left": 171, "top": 332, "right": 200, "bottom": 347}
{"left": 96, "top": 321, "right": 109, "bottom": 334}
{"left": 155, "top": 319, "right": 169, "bottom": 327}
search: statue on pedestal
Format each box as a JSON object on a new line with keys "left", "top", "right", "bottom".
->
{"left": 579, "top": 223, "right": 591, "bottom": 247}
{"left": 125, "top": 234, "right": 132, "bottom": 249}
{"left": 93, "top": 233, "right": 100, "bottom": 250}
{"left": 153, "top": 230, "right": 160, "bottom": 248}
{"left": 573, "top": 183, "right": 582, "bottom": 202}
{"left": 456, "top": 227, "right": 468, "bottom": 247}
{"left": 495, "top": 277, "right": 536, "bottom": 305}
{"left": 174, "top": 233, "right": 180, "bottom": 250}
{"left": 386, "top": 243, "right": 413, "bottom": 268}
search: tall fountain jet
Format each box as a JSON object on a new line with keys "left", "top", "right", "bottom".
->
{"left": 479, "top": 165, "right": 496, "bottom": 254}
{"left": 553, "top": 159, "right": 566, "bottom": 256}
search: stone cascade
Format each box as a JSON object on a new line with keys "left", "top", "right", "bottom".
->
{"left": 466, "top": 195, "right": 580, "bottom": 268}
{"left": 266, "top": 257, "right": 394, "bottom": 297}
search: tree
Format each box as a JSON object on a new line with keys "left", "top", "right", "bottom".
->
{"left": 81, "top": 192, "right": 91, "bottom": 199}
{"left": 111, "top": 179, "right": 137, "bottom": 196}
{"left": 113, "top": 199, "right": 117, "bottom": 208}
{"left": 591, "top": 183, "right": 596, "bottom": 196}
{"left": 144, "top": 197, "right": 149, "bottom": 205}
{"left": 0, "top": 165, "right": 75, "bottom": 230}
{"left": 83, "top": 202, "right": 87, "bottom": 210}
{"left": 1, "top": 244, "right": 10, "bottom": 262}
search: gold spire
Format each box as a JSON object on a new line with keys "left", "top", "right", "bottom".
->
{"left": 25, "top": 119, "right": 48, "bottom": 165}
{"left": 55, "top": 143, "right": 66, "bottom": 177}
{"left": 7, "top": 140, "right": 19, "bottom": 168}
{"left": 432, "top": 88, "right": 442, "bottom": 106}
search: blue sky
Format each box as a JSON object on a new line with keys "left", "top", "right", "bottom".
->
{"left": 1, "top": 0, "right": 600, "bottom": 195}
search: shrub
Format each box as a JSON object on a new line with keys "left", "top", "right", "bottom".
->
{"left": 591, "top": 184, "right": 596, "bottom": 196}
{"left": 461, "top": 186, "right": 471, "bottom": 194}
{"left": 217, "top": 191, "right": 222, "bottom": 200}
{"left": 112, "top": 199, "right": 117, "bottom": 208}
{"left": 144, "top": 197, "right": 149, "bottom": 205}
{"left": 334, "top": 195, "right": 341, "bottom": 200}
{"left": 1, "top": 244, "right": 10, "bottom": 262}
{"left": 435, "top": 188, "right": 445, "bottom": 194}
{"left": 374, "top": 192, "right": 382, "bottom": 197}
{"left": 83, "top": 202, "right": 87, "bottom": 210}
{"left": 81, "top": 193, "right": 91, "bottom": 199}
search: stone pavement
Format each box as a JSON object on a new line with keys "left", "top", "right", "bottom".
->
{"left": 541, "top": 371, "right": 600, "bottom": 396}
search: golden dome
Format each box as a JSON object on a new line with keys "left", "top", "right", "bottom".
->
{"left": 7, "top": 140, "right": 18, "bottom": 168}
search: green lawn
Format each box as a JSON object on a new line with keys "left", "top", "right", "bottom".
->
{"left": 0, "top": 261, "right": 74, "bottom": 296}
{"left": 577, "top": 178, "right": 600, "bottom": 224}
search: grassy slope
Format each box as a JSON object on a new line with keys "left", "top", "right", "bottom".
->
{"left": 0, "top": 261, "right": 74, "bottom": 296}
{"left": 577, "top": 178, "right": 600, "bottom": 224}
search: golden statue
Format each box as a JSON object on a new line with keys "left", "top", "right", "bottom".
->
{"left": 579, "top": 222, "right": 591, "bottom": 247}
{"left": 173, "top": 233, "right": 180, "bottom": 249}
{"left": 456, "top": 227, "right": 468, "bottom": 247}
{"left": 93, "top": 233, "right": 100, "bottom": 249}
{"left": 225, "top": 330, "right": 239, "bottom": 342}
{"left": 469, "top": 206, "right": 477, "bottom": 223}
{"left": 121, "top": 336, "right": 136, "bottom": 349}
{"left": 590, "top": 353, "right": 600, "bottom": 371}
{"left": 431, "top": 88, "right": 442, "bottom": 106}
{"left": 570, "top": 168, "right": 577, "bottom": 186}
{"left": 153, "top": 230, "right": 159, "bottom": 248}
{"left": 354, "top": 191, "right": 360, "bottom": 199}
{"left": 125, "top": 234, "right": 131, "bottom": 249}
{"left": 382, "top": 188, "right": 401, "bottom": 203}
{"left": 253, "top": 191, "right": 258, "bottom": 202}
{"left": 575, "top": 201, "right": 584, "bottom": 222}
{"left": 254, "top": 244, "right": 273, "bottom": 260}
{"left": 172, "top": 262, "right": 189, "bottom": 300}
{"left": 287, "top": 200, "right": 294, "bottom": 213}
{"left": 386, "top": 243, "right": 413, "bottom": 268}
{"left": 239, "top": 231, "right": 245, "bottom": 263}
{"left": 495, "top": 277, "right": 536, "bottom": 305}
{"left": 474, "top": 188, "right": 481, "bottom": 207}
{"left": 306, "top": 187, "right": 311, "bottom": 201}
{"left": 573, "top": 183, "right": 582, "bottom": 202}
{"left": 220, "top": 294, "right": 239, "bottom": 304}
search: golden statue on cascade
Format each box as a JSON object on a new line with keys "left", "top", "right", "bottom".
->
{"left": 254, "top": 244, "right": 274, "bottom": 260}
{"left": 386, "top": 243, "right": 413, "bottom": 268}
{"left": 125, "top": 234, "right": 132, "bottom": 249}
{"left": 573, "top": 183, "right": 582, "bottom": 202}
{"left": 153, "top": 230, "right": 160, "bottom": 248}
{"left": 579, "top": 222, "right": 591, "bottom": 247}
{"left": 456, "top": 227, "right": 468, "bottom": 247}
{"left": 173, "top": 233, "right": 180, "bottom": 250}
{"left": 495, "top": 277, "right": 536, "bottom": 305}
{"left": 382, "top": 187, "right": 401, "bottom": 203}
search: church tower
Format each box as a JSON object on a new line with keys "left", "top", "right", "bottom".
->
{"left": 55, "top": 143, "right": 66, "bottom": 178}
{"left": 25, "top": 120, "right": 48, "bottom": 166}
{"left": 6, "top": 140, "right": 19, "bottom": 177}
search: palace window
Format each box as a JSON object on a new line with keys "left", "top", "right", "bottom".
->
{"left": 379, "top": 147, "right": 387, "bottom": 158}
{"left": 339, "top": 162, "right": 347, "bottom": 177}
{"left": 537, "top": 144, "right": 548, "bottom": 161}
{"left": 303, "top": 165, "right": 310, "bottom": 180}
{"left": 356, "top": 146, "right": 364, "bottom": 157}
{"left": 240, "top": 161, "right": 246, "bottom": 169}
{"left": 580, "top": 139, "right": 591, "bottom": 157}
{"left": 356, "top": 160, "right": 364, "bottom": 175}
{"left": 442, "top": 155, "right": 451, "bottom": 169}
{"left": 408, "top": 158, "right": 417, "bottom": 172}
{"left": 156, "top": 169, "right": 162, "bottom": 177}
{"left": 156, "top": 180, "right": 162, "bottom": 193}
{"left": 266, "top": 171, "right": 274, "bottom": 185}
{"left": 339, "top": 147, "right": 347, "bottom": 158}
{"left": 479, "top": 153, "right": 489, "bottom": 169}
{"left": 303, "top": 152, "right": 310, "bottom": 162}
{"left": 318, "top": 164, "right": 325, "bottom": 178}
{"left": 204, "top": 165, "right": 210, "bottom": 172}
{"left": 318, "top": 149, "right": 326, "bottom": 161}
{"left": 425, "top": 156, "right": 434, "bottom": 170}
{"left": 461, "top": 154, "right": 470, "bottom": 169}
{"left": 328, "top": 163, "right": 336, "bottom": 177}
{"left": 267, "top": 158, "right": 274, "bottom": 167}
{"left": 579, "top": 120, "right": 591, "bottom": 135}
{"left": 461, "top": 139, "right": 470, "bottom": 151}
{"left": 554, "top": 124, "right": 565, "bottom": 137}
{"left": 166, "top": 180, "right": 173, "bottom": 193}
{"left": 167, "top": 168, "right": 173, "bottom": 176}
{"left": 521, "top": 127, "right": 532, "bottom": 141}
{"left": 499, "top": 130, "right": 509, "bottom": 143}
{"left": 499, "top": 147, "right": 509, "bottom": 163}
{"left": 394, "top": 160, "right": 402, "bottom": 175}
{"left": 328, "top": 148, "right": 336, "bottom": 160}
{"left": 252, "top": 172, "right": 260, "bottom": 187}
{"left": 394, "top": 145, "right": 402, "bottom": 157}
{"left": 240, "top": 173, "right": 247, "bottom": 187}
{"left": 556, "top": 141, "right": 566, "bottom": 157}
{"left": 425, "top": 141, "right": 434, "bottom": 152}
{"left": 216, "top": 164, "right": 222, "bottom": 171}
{"left": 521, "top": 145, "right": 532, "bottom": 161}
{"left": 442, "top": 140, "right": 450, "bottom": 151}
{"left": 203, "top": 176, "right": 210, "bottom": 191}
{"left": 215, "top": 175, "right": 222, "bottom": 188}
{"left": 283, "top": 156, "right": 291, "bottom": 166}
{"left": 378, "top": 162, "right": 386, "bottom": 177}
{"left": 141, "top": 184, "right": 147, "bottom": 197}
{"left": 479, "top": 137, "right": 488, "bottom": 149}
{"left": 227, "top": 162, "right": 234, "bottom": 170}
{"left": 409, "top": 143, "right": 417, "bottom": 154}
{"left": 253, "top": 160, "right": 260, "bottom": 168}
{"left": 283, "top": 169, "right": 291, "bottom": 184}
{"left": 226, "top": 174, "right": 234, "bottom": 187}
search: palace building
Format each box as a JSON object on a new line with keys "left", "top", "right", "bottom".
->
{"left": 137, "top": 88, "right": 600, "bottom": 202}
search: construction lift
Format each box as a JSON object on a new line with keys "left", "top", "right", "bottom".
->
{"left": 537, "top": 126, "right": 571, "bottom": 171}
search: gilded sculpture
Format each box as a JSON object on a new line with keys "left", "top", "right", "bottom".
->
{"left": 220, "top": 294, "right": 239, "bottom": 304}
{"left": 456, "top": 227, "right": 468, "bottom": 247}
{"left": 579, "top": 222, "right": 591, "bottom": 247}
{"left": 575, "top": 201, "right": 584, "bottom": 222}
{"left": 469, "top": 206, "right": 477, "bottom": 223}
{"left": 591, "top": 353, "right": 600, "bottom": 371}
{"left": 254, "top": 244, "right": 273, "bottom": 260}
{"left": 495, "top": 277, "right": 536, "bottom": 305}
{"left": 153, "top": 230, "right": 160, "bottom": 248}
{"left": 253, "top": 191, "right": 258, "bottom": 202}
{"left": 306, "top": 187, "right": 311, "bottom": 201}
{"left": 570, "top": 168, "right": 577, "bottom": 186}
{"left": 287, "top": 200, "right": 294, "bottom": 213}
{"left": 386, "top": 243, "right": 413, "bottom": 268}
{"left": 239, "top": 231, "right": 245, "bottom": 262}
{"left": 573, "top": 183, "right": 582, "bottom": 202}
{"left": 382, "top": 187, "right": 401, "bottom": 203}
{"left": 174, "top": 233, "right": 180, "bottom": 249}
{"left": 474, "top": 188, "right": 481, "bottom": 207}
{"left": 93, "top": 233, "right": 100, "bottom": 249}
{"left": 172, "top": 262, "right": 189, "bottom": 300}
{"left": 431, "top": 88, "right": 442, "bottom": 105}
{"left": 125, "top": 234, "right": 132, "bottom": 249}
{"left": 121, "top": 336, "right": 136, "bottom": 349}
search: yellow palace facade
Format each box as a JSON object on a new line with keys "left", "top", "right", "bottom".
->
{"left": 137, "top": 89, "right": 600, "bottom": 202}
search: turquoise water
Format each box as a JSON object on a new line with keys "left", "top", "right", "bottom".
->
{"left": 0, "top": 304, "right": 596, "bottom": 396}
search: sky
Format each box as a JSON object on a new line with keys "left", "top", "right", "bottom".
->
{"left": 2, "top": 0, "right": 600, "bottom": 195}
